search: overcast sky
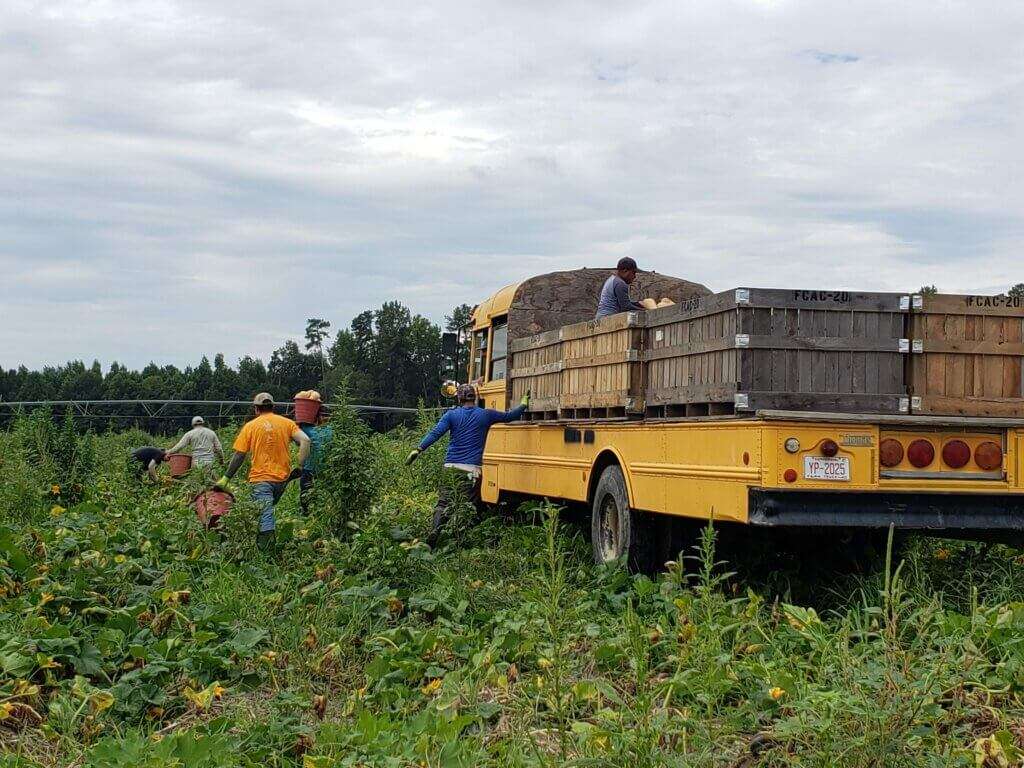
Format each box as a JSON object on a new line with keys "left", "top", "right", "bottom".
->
{"left": 2, "top": 0, "right": 1023, "bottom": 370}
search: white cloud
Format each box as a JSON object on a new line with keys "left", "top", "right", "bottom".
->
{"left": 1, "top": 0, "right": 1023, "bottom": 369}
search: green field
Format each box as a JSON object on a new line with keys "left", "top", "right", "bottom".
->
{"left": 2, "top": 409, "right": 1024, "bottom": 767}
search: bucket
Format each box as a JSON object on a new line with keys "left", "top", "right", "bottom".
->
{"left": 194, "top": 489, "right": 234, "bottom": 528}
{"left": 294, "top": 397, "right": 321, "bottom": 424}
{"left": 167, "top": 453, "right": 192, "bottom": 477}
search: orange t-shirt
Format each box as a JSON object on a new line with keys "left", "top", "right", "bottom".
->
{"left": 233, "top": 412, "right": 299, "bottom": 482}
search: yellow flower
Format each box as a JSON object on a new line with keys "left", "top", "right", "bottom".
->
{"left": 469, "top": 580, "right": 483, "bottom": 589}
{"left": 51, "top": 485, "right": 61, "bottom": 495}
{"left": 769, "top": 687, "right": 786, "bottom": 700}
{"left": 50, "top": 505, "right": 65, "bottom": 517}
{"left": 0, "top": 702, "right": 14, "bottom": 720}
{"left": 537, "top": 658, "right": 553, "bottom": 670}
{"left": 114, "top": 555, "right": 127, "bottom": 564}
{"left": 420, "top": 678, "right": 442, "bottom": 696}
{"left": 39, "top": 592, "right": 55, "bottom": 606}
{"left": 935, "top": 548, "right": 950, "bottom": 561}
{"left": 183, "top": 681, "right": 224, "bottom": 711}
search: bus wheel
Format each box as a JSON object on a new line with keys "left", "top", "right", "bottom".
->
{"left": 591, "top": 465, "right": 655, "bottom": 572}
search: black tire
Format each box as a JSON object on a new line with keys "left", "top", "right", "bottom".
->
{"left": 591, "top": 465, "right": 657, "bottom": 573}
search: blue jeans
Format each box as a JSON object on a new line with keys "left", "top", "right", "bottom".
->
{"left": 252, "top": 481, "right": 286, "bottom": 533}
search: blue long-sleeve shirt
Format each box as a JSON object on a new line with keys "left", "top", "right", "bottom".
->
{"left": 596, "top": 274, "right": 643, "bottom": 319}
{"left": 419, "top": 404, "right": 526, "bottom": 466}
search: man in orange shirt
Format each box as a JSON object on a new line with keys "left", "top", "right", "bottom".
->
{"left": 218, "top": 392, "right": 310, "bottom": 551}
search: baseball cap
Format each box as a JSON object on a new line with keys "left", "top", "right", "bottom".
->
{"left": 252, "top": 392, "right": 274, "bottom": 406}
{"left": 192, "top": 416, "right": 205, "bottom": 426}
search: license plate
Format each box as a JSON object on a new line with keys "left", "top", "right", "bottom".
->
{"left": 803, "top": 456, "right": 850, "bottom": 481}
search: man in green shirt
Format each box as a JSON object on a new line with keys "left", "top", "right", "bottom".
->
{"left": 299, "top": 409, "right": 333, "bottom": 514}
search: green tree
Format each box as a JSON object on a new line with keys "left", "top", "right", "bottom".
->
{"left": 917, "top": 285, "right": 938, "bottom": 296}
{"left": 445, "top": 303, "right": 474, "bottom": 381}
{"left": 1009, "top": 283, "right": 1024, "bottom": 298}
{"left": 304, "top": 318, "right": 332, "bottom": 391}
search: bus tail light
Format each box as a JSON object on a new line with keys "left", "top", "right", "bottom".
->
{"left": 941, "top": 440, "right": 971, "bottom": 469}
{"left": 975, "top": 442, "right": 1003, "bottom": 471}
{"left": 783, "top": 468, "right": 797, "bottom": 483}
{"left": 907, "top": 439, "right": 935, "bottom": 468}
{"left": 879, "top": 438, "right": 903, "bottom": 467}
{"left": 820, "top": 439, "right": 839, "bottom": 457}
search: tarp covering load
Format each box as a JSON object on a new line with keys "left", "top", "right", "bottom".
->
{"left": 507, "top": 268, "right": 711, "bottom": 341}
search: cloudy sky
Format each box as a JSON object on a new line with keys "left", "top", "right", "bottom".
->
{"left": 2, "top": 0, "right": 1023, "bottom": 370}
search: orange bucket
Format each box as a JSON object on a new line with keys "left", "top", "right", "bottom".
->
{"left": 167, "top": 453, "right": 192, "bottom": 477}
{"left": 194, "top": 489, "right": 234, "bottom": 528}
{"left": 294, "top": 398, "right": 321, "bottom": 424}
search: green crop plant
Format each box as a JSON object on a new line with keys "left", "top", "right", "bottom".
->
{"left": 2, "top": 412, "right": 1024, "bottom": 766}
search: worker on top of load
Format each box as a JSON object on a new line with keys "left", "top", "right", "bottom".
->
{"left": 217, "top": 393, "right": 310, "bottom": 553}
{"left": 168, "top": 416, "right": 224, "bottom": 470}
{"left": 596, "top": 257, "right": 646, "bottom": 319}
{"left": 407, "top": 383, "right": 530, "bottom": 546}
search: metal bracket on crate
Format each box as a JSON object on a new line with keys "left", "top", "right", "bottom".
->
{"left": 626, "top": 311, "right": 640, "bottom": 326}
{"left": 734, "top": 393, "right": 751, "bottom": 410}
{"left": 912, "top": 340, "right": 923, "bottom": 354}
{"left": 735, "top": 288, "right": 751, "bottom": 305}
{"left": 735, "top": 334, "right": 750, "bottom": 348}
{"left": 899, "top": 339, "right": 910, "bottom": 353}
{"left": 900, "top": 296, "right": 910, "bottom": 311}
{"left": 899, "top": 397, "right": 910, "bottom": 413}
{"left": 624, "top": 350, "right": 640, "bottom": 362}
{"left": 911, "top": 396, "right": 922, "bottom": 410}
{"left": 912, "top": 295, "right": 924, "bottom": 309}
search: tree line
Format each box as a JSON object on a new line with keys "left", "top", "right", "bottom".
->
{"left": 0, "top": 301, "right": 474, "bottom": 408}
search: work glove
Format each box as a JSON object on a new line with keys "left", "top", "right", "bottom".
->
{"left": 405, "top": 449, "right": 421, "bottom": 466}
{"left": 520, "top": 389, "right": 532, "bottom": 407}
{"left": 287, "top": 467, "right": 303, "bottom": 482}
{"left": 214, "top": 476, "right": 233, "bottom": 493}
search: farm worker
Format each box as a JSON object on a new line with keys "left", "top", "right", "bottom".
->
{"left": 131, "top": 446, "right": 168, "bottom": 482}
{"left": 595, "top": 256, "right": 645, "bottom": 319}
{"left": 217, "top": 393, "right": 310, "bottom": 552}
{"left": 406, "top": 384, "right": 530, "bottom": 546}
{"left": 168, "top": 416, "right": 224, "bottom": 469}
{"left": 298, "top": 408, "right": 334, "bottom": 514}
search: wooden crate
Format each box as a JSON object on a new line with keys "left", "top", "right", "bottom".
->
{"left": 559, "top": 312, "right": 645, "bottom": 418}
{"left": 509, "top": 328, "right": 563, "bottom": 420}
{"left": 908, "top": 293, "right": 1024, "bottom": 416}
{"left": 509, "top": 311, "right": 645, "bottom": 420}
{"left": 644, "top": 288, "right": 911, "bottom": 415}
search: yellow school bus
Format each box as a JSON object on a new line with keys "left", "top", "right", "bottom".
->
{"left": 470, "top": 278, "right": 1024, "bottom": 569}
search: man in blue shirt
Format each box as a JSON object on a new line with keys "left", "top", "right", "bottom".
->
{"left": 407, "top": 383, "right": 530, "bottom": 545}
{"left": 596, "top": 256, "right": 645, "bottom": 319}
{"left": 299, "top": 409, "right": 333, "bottom": 514}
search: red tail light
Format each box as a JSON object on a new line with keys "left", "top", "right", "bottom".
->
{"left": 975, "top": 441, "right": 1003, "bottom": 471}
{"left": 907, "top": 439, "right": 935, "bottom": 468}
{"left": 879, "top": 438, "right": 904, "bottom": 467}
{"left": 941, "top": 440, "right": 971, "bottom": 469}
{"left": 783, "top": 468, "right": 797, "bottom": 483}
{"left": 820, "top": 439, "right": 839, "bottom": 457}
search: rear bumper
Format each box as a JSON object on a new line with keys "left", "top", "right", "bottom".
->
{"left": 748, "top": 488, "right": 1024, "bottom": 533}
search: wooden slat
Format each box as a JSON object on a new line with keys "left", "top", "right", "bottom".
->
{"left": 914, "top": 394, "right": 1024, "bottom": 418}
{"left": 919, "top": 293, "right": 1024, "bottom": 317}
{"left": 742, "top": 391, "right": 906, "bottom": 414}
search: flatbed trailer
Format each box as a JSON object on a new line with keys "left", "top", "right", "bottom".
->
{"left": 468, "top": 274, "right": 1024, "bottom": 568}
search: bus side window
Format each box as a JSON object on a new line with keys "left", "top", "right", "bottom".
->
{"left": 473, "top": 328, "right": 489, "bottom": 381}
{"left": 490, "top": 318, "right": 508, "bottom": 381}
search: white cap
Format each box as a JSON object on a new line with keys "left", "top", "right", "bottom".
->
{"left": 192, "top": 416, "right": 205, "bottom": 426}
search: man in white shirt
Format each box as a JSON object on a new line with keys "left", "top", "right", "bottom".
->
{"left": 168, "top": 416, "right": 224, "bottom": 469}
